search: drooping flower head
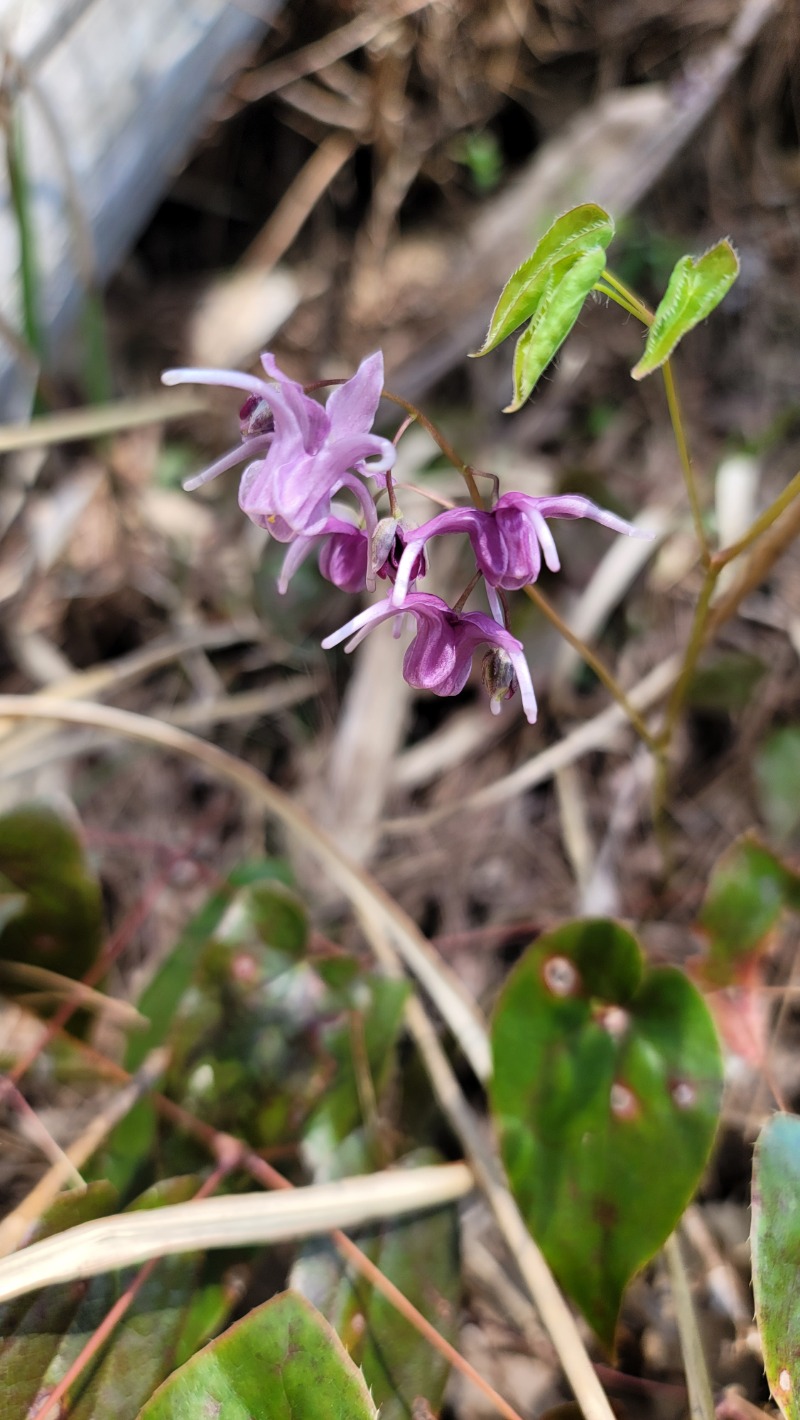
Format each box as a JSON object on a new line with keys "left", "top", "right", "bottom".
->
{"left": 322, "top": 591, "right": 537, "bottom": 723}
{"left": 162, "top": 352, "right": 396, "bottom": 542}
{"left": 391, "top": 491, "right": 650, "bottom": 604}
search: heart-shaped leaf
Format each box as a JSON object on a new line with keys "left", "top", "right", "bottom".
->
{"left": 136, "top": 1290, "right": 379, "bottom": 1420}
{"left": 489, "top": 919, "right": 722, "bottom": 1349}
{"left": 631, "top": 239, "right": 739, "bottom": 379}
{"left": 752, "top": 1113, "right": 800, "bottom": 1419}
{"left": 472, "top": 203, "right": 615, "bottom": 356}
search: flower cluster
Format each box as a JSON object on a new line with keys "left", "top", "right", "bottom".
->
{"left": 163, "top": 352, "right": 648, "bottom": 725}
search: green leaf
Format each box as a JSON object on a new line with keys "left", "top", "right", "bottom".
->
{"left": 0, "top": 1183, "right": 118, "bottom": 1420}
{"left": 248, "top": 879, "right": 308, "bottom": 960}
{"left": 100, "top": 862, "right": 292, "bottom": 1194}
{"left": 304, "top": 976, "right": 409, "bottom": 1177}
{"left": 752, "top": 1113, "right": 800, "bottom": 1419}
{"left": 489, "top": 919, "right": 722, "bottom": 1349}
{"left": 505, "top": 246, "right": 608, "bottom": 412}
{"left": 696, "top": 834, "right": 800, "bottom": 988}
{"left": 36, "top": 1178, "right": 200, "bottom": 1420}
{"left": 755, "top": 726, "right": 800, "bottom": 844}
{"left": 0, "top": 802, "right": 103, "bottom": 990}
{"left": 472, "top": 203, "right": 615, "bottom": 356}
{"left": 136, "top": 1291, "right": 379, "bottom": 1420}
{"left": 631, "top": 239, "right": 739, "bottom": 379}
{"left": 292, "top": 1152, "right": 460, "bottom": 1420}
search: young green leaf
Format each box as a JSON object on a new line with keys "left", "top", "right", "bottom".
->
{"left": 472, "top": 203, "right": 615, "bottom": 356}
{"left": 136, "top": 1291, "right": 379, "bottom": 1420}
{"left": 489, "top": 919, "right": 722, "bottom": 1350}
{"left": 505, "top": 245, "right": 608, "bottom": 411}
{"left": 695, "top": 834, "right": 800, "bottom": 988}
{"left": 752, "top": 1114, "right": 800, "bottom": 1419}
{"left": 631, "top": 239, "right": 739, "bottom": 380}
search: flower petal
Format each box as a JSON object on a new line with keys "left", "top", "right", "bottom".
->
{"left": 325, "top": 351, "right": 385, "bottom": 435}
{"left": 162, "top": 367, "right": 274, "bottom": 399}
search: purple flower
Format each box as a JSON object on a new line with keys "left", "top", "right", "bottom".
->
{"left": 162, "top": 351, "right": 396, "bottom": 541}
{"left": 392, "top": 491, "right": 650, "bottom": 603}
{"left": 277, "top": 518, "right": 371, "bottom": 596}
{"left": 321, "top": 591, "right": 537, "bottom": 722}
{"left": 371, "top": 517, "right": 427, "bottom": 585}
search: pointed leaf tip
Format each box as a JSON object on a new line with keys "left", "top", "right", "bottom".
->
{"left": 631, "top": 238, "right": 739, "bottom": 380}
{"left": 473, "top": 202, "right": 615, "bottom": 360}
{"left": 136, "top": 1291, "right": 379, "bottom": 1420}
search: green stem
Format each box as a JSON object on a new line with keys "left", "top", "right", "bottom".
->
{"left": 714, "top": 468, "right": 800, "bottom": 568}
{"left": 662, "top": 360, "right": 711, "bottom": 567}
{"left": 599, "top": 271, "right": 710, "bottom": 567}
{"left": 598, "top": 269, "right": 654, "bottom": 326}
{"left": 523, "top": 583, "right": 659, "bottom": 751}
{"left": 658, "top": 564, "right": 718, "bottom": 747}
{"left": 6, "top": 107, "right": 43, "bottom": 364}
{"left": 593, "top": 280, "right": 645, "bottom": 323}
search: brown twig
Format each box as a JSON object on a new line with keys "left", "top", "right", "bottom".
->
{"left": 235, "top": 0, "right": 436, "bottom": 103}
{"left": 240, "top": 131, "right": 357, "bottom": 272}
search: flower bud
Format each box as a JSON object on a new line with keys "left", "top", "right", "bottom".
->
{"left": 239, "top": 394, "right": 274, "bottom": 439}
{"left": 481, "top": 648, "right": 517, "bottom": 715}
{"left": 371, "top": 517, "right": 400, "bottom": 576}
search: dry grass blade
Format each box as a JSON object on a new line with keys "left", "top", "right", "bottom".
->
{"left": 384, "top": 655, "right": 681, "bottom": 835}
{"left": 0, "top": 1048, "right": 169, "bottom": 1258}
{"left": 0, "top": 961, "right": 145, "bottom": 1028}
{"left": 0, "top": 695, "right": 491, "bottom": 1081}
{"left": 0, "top": 1162, "right": 473, "bottom": 1304}
{"left": 0, "top": 390, "right": 205, "bottom": 452}
{"left": 0, "top": 620, "right": 264, "bottom": 761}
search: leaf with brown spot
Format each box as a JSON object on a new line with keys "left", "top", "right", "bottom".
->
{"left": 489, "top": 919, "right": 723, "bottom": 1349}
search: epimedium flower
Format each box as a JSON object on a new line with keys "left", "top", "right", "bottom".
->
{"left": 391, "top": 490, "right": 650, "bottom": 605}
{"left": 321, "top": 591, "right": 538, "bottom": 723}
{"left": 277, "top": 517, "right": 370, "bottom": 596}
{"left": 161, "top": 351, "right": 396, "bottom": 542}
{"left": 277, "top": 514, "right": 429, "bottom": 598}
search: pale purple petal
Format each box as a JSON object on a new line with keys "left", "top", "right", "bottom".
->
{"left": 529, "top": 508, "right": 561, "bottom": 572}
{"left": 320, "top": 596, "right": 398, "bottom": 650}
{"left": 182, "top": 434, "right": 273, "bottom": 492}
{"left": 325, "top": 351, "right": 385, "bottom": 435}
{"left": 162, "top": 367, "right": 274, "bottom": 400}
{"left": 392, "top": 538, "right": 426, "bottom": 605}
{"left": 277, "top": 536, "right": 317, "bottom": 595}
{"left": 260, "top": 352, "right": 330, "bottom": 452}
{"left": 520, "top": 493, "right": 651, "bottom": 540}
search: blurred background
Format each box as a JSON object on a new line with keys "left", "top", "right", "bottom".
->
{"left": 1, "top": 4, "right": 800, "bottom": 1413}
